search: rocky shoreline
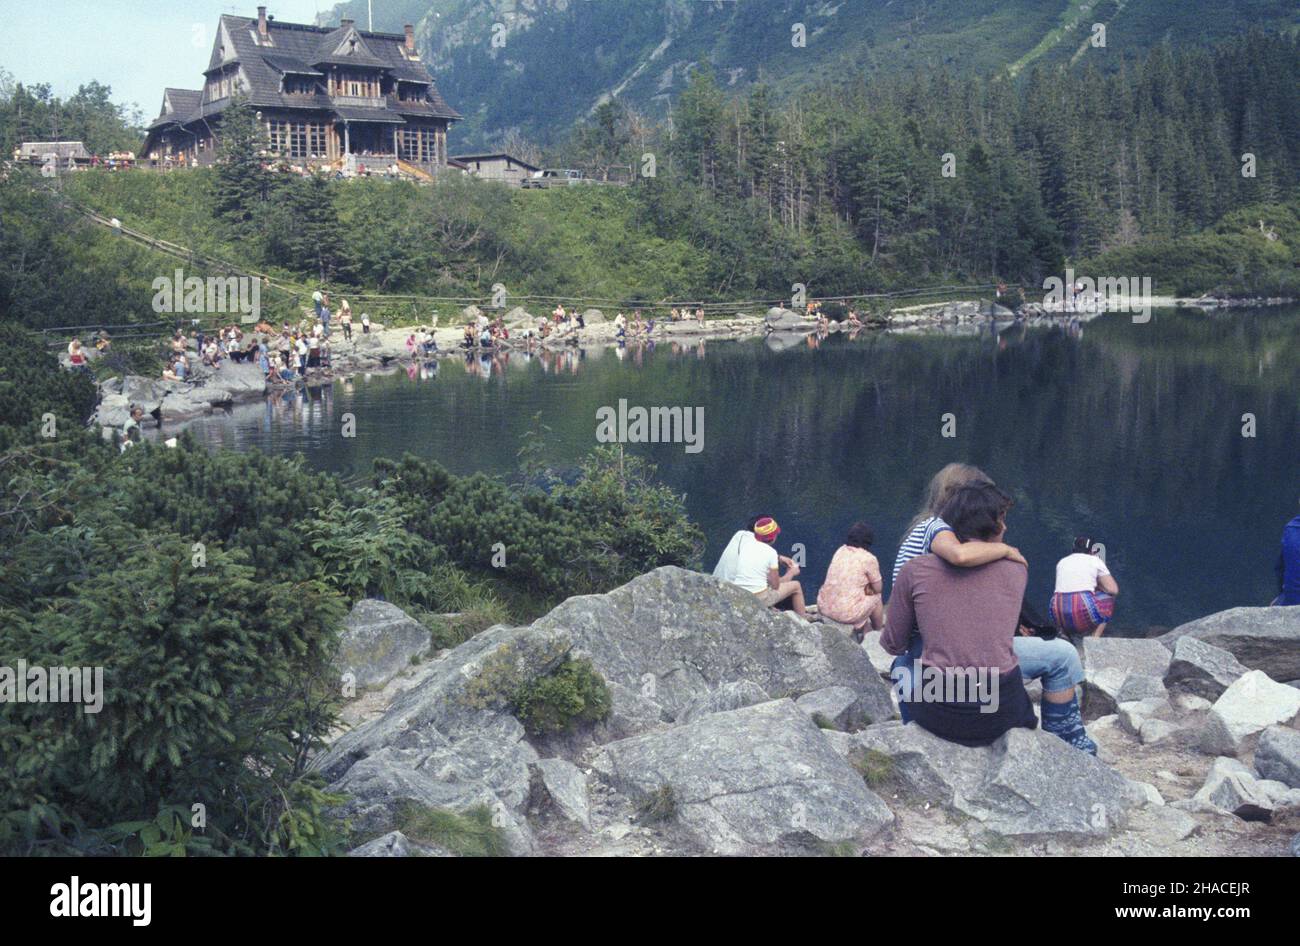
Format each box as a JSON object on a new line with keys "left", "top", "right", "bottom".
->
{"left": 88, "top": 295, "right": 1297, "bottom": 435}
{"left": 327, "top": 567, "right": 1300, "bottom": 857}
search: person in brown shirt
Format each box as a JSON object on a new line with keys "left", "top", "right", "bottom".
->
{"left": 883, "top": 482, "right": 1096, "bottom": 752}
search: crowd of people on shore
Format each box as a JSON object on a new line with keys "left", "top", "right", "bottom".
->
{"left": 713, "top": 463, "right": 1122, "bottom": 754}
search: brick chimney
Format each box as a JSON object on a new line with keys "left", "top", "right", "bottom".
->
{"left": 341, "top": 18, "right": 354, "bottom": 29}
{"left": 404, "top": 24, "right": 416, "bottom": 54}
{"left": 257, "top": 6, "right": 268, "bottom": 39}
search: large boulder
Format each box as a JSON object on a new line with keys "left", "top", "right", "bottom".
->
{"left": 335, "top": 599, "right": 432, "bottom": 690}
{"left": 1198, "top": 670, "right": 1300, "bottom": 756}
{"left": 764, "top": 307, "right": 814, "bottom": 333}
{"left": 1081, "top": 637, "right": 1172, "bottom": 719}
{"left": 1164, "top": 635, "right": 1250, "bottom": 701}
{"left": 581, "top": 308, "right": 606, "bottom": 324}
{"left": 835, "top": 721, "right": 1145, "bottom": 839}
{"left": 588, "top": 699, "right": 893, "bottom": 854}
{"left": 1255, "top": 725, "right": 1300, "bottom": 788}
{"left": 314, "top": 622, "right": 570, "bottom": 782}
{"left": 532, "top": 567, "right": 895, "bottom": 726}
{"left": 311, "top": 621, "right": 573, "bottom": 855}
{"left": 531, "top": 758, "right": 592, "bottom": 829}
{"left": 1193, "top": 756, "right": 1275, "bottom": 821}
{"left": 1161, "top": 607, "right": 1300, "bottom": 681}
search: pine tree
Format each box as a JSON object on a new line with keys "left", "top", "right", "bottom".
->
{"left": 212, "top": 94, "right": 270, "bottom": 239}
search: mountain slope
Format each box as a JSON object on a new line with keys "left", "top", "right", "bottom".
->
{"left": 325, "top": 0, "right": 1300, "bottom": 148}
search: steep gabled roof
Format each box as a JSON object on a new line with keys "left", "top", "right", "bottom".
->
{"left": 149, "top": 89, "right": 204, "bottom": 129}
{"left": 312, "top": 24, "right": 387, "bottom": 68}
{"left": 203, "top": 15, "right": 459, "bottom": 121}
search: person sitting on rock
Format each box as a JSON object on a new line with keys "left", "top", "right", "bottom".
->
{"left": 1273, "top": 500, "right": 1300, "bottom": 606}
{"left": 889, "top": 464, "right": 1028, "bottom": 718}
{"left": 1049, "top": 536, "right": 1119, "bottom": 639}
{"left": 883, "top": 482, "right": 1096, "bottom": 753}
{"left": 714, "top": 516, "right": 808, "bottom": 618}
{"left": 162, "top": 353, "right": 189, "bottom": 382}
{"left": 817, "top": 521, "right": 884, "bottom": 641}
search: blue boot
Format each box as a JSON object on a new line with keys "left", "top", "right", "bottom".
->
{"left": 1041, "top": 696, "right": 1097, "bottom": 755}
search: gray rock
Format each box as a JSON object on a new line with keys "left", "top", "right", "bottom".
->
{"left": 796, "top": 685, "right": 874, "bottom": 731}
{"left": 764, "top": 307, "right": 814, "bottom": 332}
{"left": 532, "top": 758, "right": 591, "bottom": 829}
{"left": 861, "top": 630, "right": 895, "bottom": 676}
{"left": 1161, "top": 607, "right": 1300, "bottom": 681}
{"left": 534, "top": 567, "right": 894, "bottom": 725}
{"left": 845, "top": 721, "right": 1143, "bottom": 838}
{"left": 1082, "top": 667, "right": 1129, "bottom": 720}
{"left": 1171, "top": 692, "right": 1213, "bottom": 714}
{"left": 679, "top": 680, "right": 770, "bottom": 722}
{"left": 1139, "top": 718, "right": 1184, "bottom": 746}
{"left": 1254, "top": 725, "right": 1300, "bottom": 787}
{"left": 601, "top": 681, "right": 668, "bottom": 739}
{"left": 1118, "top": 697, "right": 1172, "bottom": 736}
{"left": 1165, "top": 636, "right": 1250, "bottom": 701}
{"left": 1291, "top": 833, "right": 1300, "bottom": 857}
{"left": 328, "top": 744, "right": 536, "bottom": 854}
{"left": 347, "top": 830, "right": 450, "bottom": 857}
{"left": 314, "top": 622, "right": 570, "bottom": 782}
{"left": 1193, "top": 756, "right": 1274, "bottom": 821}
{"left": 1081, "top": 637, "right": 1172, "bottom": 720}
{"left": 335, "top": 599, "right": 432, "bottom": 690}
{"left": 313, "top": 622, "right": 572, "bottom": 856}
{"left": 1131, "top": 805, "right": 1197, "bottom": 843}
{"left": 1199, "top": 670, "right": 1300, "bottom": 756}
{"left": 581, "top": 308, "right": 606, "bottom": 324}
{"left": 588, "top": 699, "right": 893, "bottom": 854}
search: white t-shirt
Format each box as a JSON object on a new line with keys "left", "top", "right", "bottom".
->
{"left": 716, "top": 532, "right": 779, "bottom": 593}
{"left": 1054, "top": 552, "right": 1110, "bottom": 594}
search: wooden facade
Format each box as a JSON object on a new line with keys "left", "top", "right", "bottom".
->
{"left": 140, "top": 8, "right": 459, "bottom": 171}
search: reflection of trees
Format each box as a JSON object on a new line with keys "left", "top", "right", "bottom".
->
{"left": 227, "top": 307, "right": 1300, "bottom": 630}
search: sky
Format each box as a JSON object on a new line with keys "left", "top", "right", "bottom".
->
{"left": 0, "top": 1, "right": 343, "bottom": 117}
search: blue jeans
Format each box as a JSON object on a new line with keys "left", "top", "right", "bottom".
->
{"left": 1012, "top": 635, "right": 1083, "bottom": 694}
{"left": 892, "top": 633, "right": 1082, "bottom": 722}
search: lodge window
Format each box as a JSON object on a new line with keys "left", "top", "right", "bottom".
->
{"left": 268, "top": 120, "right": 327, "bottom": 159}
{"left": 398, "top": 127, "right": 437, "bottom": 163}
{"left": 397, "top": 82, "right": 428, "bottom": 103}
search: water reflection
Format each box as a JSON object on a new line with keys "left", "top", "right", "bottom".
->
{"left": 186, "top": 308, "right": 1300, "bottom": 633}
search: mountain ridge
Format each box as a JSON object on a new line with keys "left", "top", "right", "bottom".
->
{"left": 318, "top": 0, "right": 1299, "bottom": 148}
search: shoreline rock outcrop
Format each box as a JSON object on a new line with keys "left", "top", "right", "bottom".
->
{"left": 314, "top": 570, "right": 1299, "bottom": 857}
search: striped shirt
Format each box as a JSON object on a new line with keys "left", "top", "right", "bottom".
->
{"left": 891, "top": 516, "right": 953, "bottom": 587}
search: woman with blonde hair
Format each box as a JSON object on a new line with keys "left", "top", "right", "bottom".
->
{"left": 891, "top": 463, "right": 1025, "bottom": 586}
{"left": 886, "top": 464, "right": 1095, "bottom": 753}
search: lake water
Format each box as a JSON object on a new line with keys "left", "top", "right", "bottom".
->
{"left": 187, "top": 306, "right": 1300, "bottom": 634}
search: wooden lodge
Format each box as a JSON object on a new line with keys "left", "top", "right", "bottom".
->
{"left": 139, "top": 7, "right": 460, "bottom": 175}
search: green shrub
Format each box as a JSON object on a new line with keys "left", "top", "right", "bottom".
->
{"left": 512, "top": 657, "right": 612, "bottom": 736}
